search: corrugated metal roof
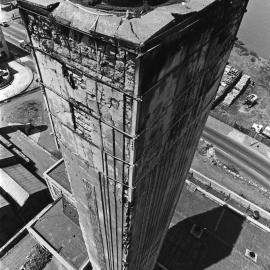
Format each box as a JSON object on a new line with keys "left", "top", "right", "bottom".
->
{"left": 0, "top": 169, "right": 29, "bottom": 206}
{"left": 0, "top": 164, "right": 47, "bottom": 206}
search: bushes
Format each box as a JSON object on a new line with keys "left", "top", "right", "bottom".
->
{"left": 226, "top": 164, "right": 239, "bottom": 174}
{"left": 20, "top": 244, "right": 52, "bottom": 270}
{"left": 250, "top": 50, "right": 259, "bottom": 58}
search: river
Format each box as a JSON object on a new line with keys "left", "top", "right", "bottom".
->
{"left": 237, "top": 0, "right": 270, "bottom": 60}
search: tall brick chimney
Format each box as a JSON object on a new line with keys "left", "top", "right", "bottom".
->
{"left": 18, "top": 0, "right": 249, "bottom": 269}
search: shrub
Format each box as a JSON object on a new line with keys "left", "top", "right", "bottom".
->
{"left": 250, "top": 50, "right": 259, "bottom": 58}
{"left": 226, "top": 164, "right": 239, "bottom": 174}
{"left": 20, "top": 244, "right": 52, "bottom": 270}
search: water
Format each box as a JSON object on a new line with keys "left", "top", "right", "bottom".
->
{"left": 237, "top": 0, "right": 270, "bottom": 60}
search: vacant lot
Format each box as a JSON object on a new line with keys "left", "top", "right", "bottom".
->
{"left": 211, "top": 41, "right": 270, "bottom": 129}
{"left": 192, "top": 139, "right": 270, "bottom": 212}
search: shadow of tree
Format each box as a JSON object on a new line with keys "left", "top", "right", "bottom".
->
{"left": 156, "top": 206, "right": 245, "bottom": 270}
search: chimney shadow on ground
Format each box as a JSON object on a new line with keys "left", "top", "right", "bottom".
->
{"left": 156, "top": 205, "right": 245, "bottom": 270}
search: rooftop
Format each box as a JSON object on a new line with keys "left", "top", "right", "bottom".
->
{"left": 32, "top": 199, "right": 88, "bottom": 269}
{"left": 1, "top": 178, "right": 270, "bottom": 269}
{"left": 19, "top": 0, "right": 216, "bottom": 46}
{"left": 0, "top": 194, "right": 9, "bottom": 209}
{"left": 0, "top": 164, "right": 47, "bottom": 206}
{"left": 2, "top": 164, "right": 47, "bottom": 194}
{"left": 0, "top": 230, "right": 68, "bottom": 270}
{"left": 156, "top": 182, "right": 270, "bottom": 270}
{"left": 46, "top": 159, "right": 72, "bottom": 193}
{"left": 7, "top": 130, "right": 57, "bottom": 178}
{"left": 0, "top": 233, "right": 38, "bottom": 269}
{"left": 0, "top": 144, "right": 14, "bottom": 161}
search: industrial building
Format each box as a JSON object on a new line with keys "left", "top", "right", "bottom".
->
{"left": 17, "top": 0, "right": 249, "bottom": 269}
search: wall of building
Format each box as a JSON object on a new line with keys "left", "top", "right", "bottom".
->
{"left": 19, "top": 0, "right": 248, "bottom": 269}
{"left": 128, "top": 1, "right": 248, "bottom": 268}
{"left": 19, "top": 8, "right": 138, "bottom": 270}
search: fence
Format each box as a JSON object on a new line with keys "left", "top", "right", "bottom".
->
{"left": 209, "top": 112, "right": 270, "bottom": 147}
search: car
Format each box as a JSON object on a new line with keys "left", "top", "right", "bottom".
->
{"left": 243, "top": 94, "right": 258, "bottom": 107}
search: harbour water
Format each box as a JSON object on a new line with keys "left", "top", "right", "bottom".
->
{"left": 237, "top": 0, "right": 270, "bottom": 60}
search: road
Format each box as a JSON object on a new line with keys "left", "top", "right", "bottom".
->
{"left": 2, "top": 20, "right": 36, "bottom": 71}
{"left": 1, "top": 20, "right": 27, "bottom": 45}
{"left": 202, "top": 124, "right": 270, "bottom": 188}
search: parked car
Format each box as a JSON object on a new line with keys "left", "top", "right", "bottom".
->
{"left": 244, "top": 94, "right": 258, "bottom": 107}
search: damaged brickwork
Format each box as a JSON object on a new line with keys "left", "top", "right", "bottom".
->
{"left": 20, "top": 9, "right": 137, "bottom": 269}
{"left": 18, "top": 0, "right": 249, "bottom": 269}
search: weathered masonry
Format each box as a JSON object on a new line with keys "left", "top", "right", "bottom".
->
{"left": 18, "top": 0, "right": 249, "bottom": 269}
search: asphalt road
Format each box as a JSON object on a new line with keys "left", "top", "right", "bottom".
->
{"left": 202, "top": 124, "right": 270, "bottom": 188}
{"left": 2, "top": 20, "right": 36, "bottom": 71}
{"left": 2, "top": 20, "right": 27, "bottom": 47}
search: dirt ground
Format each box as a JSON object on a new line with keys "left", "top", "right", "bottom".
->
{"left": 211, "top": 40, "right": 270, "bottom": 129}
{"left": 192, "top": 139, "right": 270, "bottom": 212}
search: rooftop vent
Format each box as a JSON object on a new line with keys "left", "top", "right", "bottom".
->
{"left": 245, "top": 249, "right": 258, "bottom": 263}
{"left": 190, "top": 224, "right": 204, "bottom": 239}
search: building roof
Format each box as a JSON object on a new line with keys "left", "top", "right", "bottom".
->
{"left": 0, "top": 164, "right": 47, "bottom": 206}
{"left": 0, "top": 230, "right": 68, "bottom": 270}
{"left": 156, "top": 182, "right": 270, "bottom": 270}
{"left": 0, "top": 233, "right": 38, "bottom": 269}
{"left": 0, "top": 144, "right": 16, "bottom": 167}
{"left": 19, "top": 0, "right": 216, "bottom": 46}
{"left": 0, "top": 194, "right": 9, "bottom": 209}
{"left": 0, "top": 144, "right": 14, "bottom": 161}
{"left": 32, "top": 199, "right": 88, "bottom": 269}
{"left": 8, "top": 130, "right": 57, "bottom": 178}
{"left": 46, "top": 159, "right": 71, "bottom": 193}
